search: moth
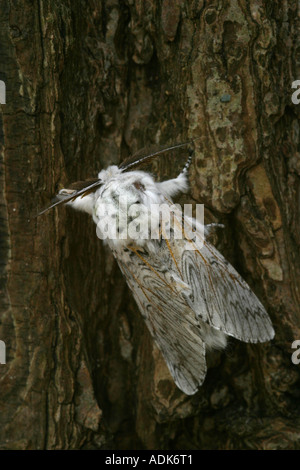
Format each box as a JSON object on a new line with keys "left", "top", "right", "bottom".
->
{"left": 39, "top": 141, "right": 275, "bottom": 395}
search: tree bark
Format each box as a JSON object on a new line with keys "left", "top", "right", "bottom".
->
{"left": 0, "top": 0, "right": 299, "bottom": 450}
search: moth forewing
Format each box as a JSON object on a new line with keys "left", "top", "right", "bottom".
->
{"left": 108, "top": 201, "right": 225, "bottom": 394}
{"left": 180, "top": 230, "right": 275, "bottom": 344}
{"left": 114, "top": 245, "right": 208, "bottom": 396}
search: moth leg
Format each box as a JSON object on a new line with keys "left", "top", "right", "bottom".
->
{"left": 156, "top": 175, "right": 188, "bottom": 198}
{"left": 58, "top": 190, "right": 95, "bottom": 215}
{"left": 181, "top": 151, "right": 193, "bottom": 175}
{"left": 156, "top": 154, "right": 193, "bottom": 198}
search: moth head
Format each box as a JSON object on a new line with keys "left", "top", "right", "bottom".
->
{"left": 98, "top": 170, "right": 155, "bottom": 205}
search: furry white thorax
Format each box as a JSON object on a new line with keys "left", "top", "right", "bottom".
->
{"left": 67, "top": 165, "right": 189, "bottom": 250}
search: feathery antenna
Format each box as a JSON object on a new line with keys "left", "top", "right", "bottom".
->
{"left": 119, "top": 137, "right": 200, "bottom": 172}
{"left": 37, "top": 179, "right": 102, "bottom": 217}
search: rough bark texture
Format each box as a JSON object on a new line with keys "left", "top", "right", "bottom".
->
{"left": 0, "top": 0, "right": 300, "bottom": 450}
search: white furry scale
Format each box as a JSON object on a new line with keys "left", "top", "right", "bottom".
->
{"left": 68, "top": 164, "right": 190, "bottom": 248}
